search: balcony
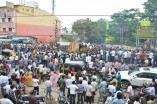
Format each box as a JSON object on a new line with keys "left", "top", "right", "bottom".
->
{"left": 0, "top": 22, "right": 15, "bottom": 28}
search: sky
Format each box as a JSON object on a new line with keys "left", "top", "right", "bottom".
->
{"left": 0, "top": 0, "right": 147, "bottom": 28}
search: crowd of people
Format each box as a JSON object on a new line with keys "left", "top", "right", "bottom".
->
{"left": 0, "top": 42, "right": 157, "bottom": 104}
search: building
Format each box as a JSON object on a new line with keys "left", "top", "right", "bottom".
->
{"left": 0, "top": 2, "right": 61, "bottom": 42}
{"left": 25, "top": 1, "right": 39, "bottom": 9}
{"left": 59, "top": 27, "right": 78, "bottom": 41}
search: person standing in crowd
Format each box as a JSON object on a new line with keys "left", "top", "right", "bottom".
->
{"left": 8, "top": 85, "right": 16, "bottom": 104}
{"left": 152, "top": 78, "right": 157, "bottom": 95}
{"left": 98, "top": 77, "right": 107, "bottom": 99}
{"left": 77, "top": 80, "right": 84, "bottom": 104}
{"left": 146, "top": 83, "right": 155, "bottom": 96}
{"left": 110, "top": 49, "right": 115, "bottom": 63}
{"left": 0, "top": 93, "right": 13, "bottom": 104}
{"left": 112, "top": 92, "right": 125, "bottom": 104}
{"left": 86, "top": 81, "right": 93, "bottom": 104}
{"left": 82, "top": 77, "right": 88, "bottom": 102}
{"left": 153, "top": 52, "right": 157, "bottom": 67}
{"left": 28, "top": 90, "right": 37, "bottom": 104}
{"left": 116, "top": 72, "right": 121, "bottom": 89}
{"left": 42, "top": 65, "right": 47, "bottom": 81}
{"left": 140, "top": 51, "right": 146, "bottom": 66}
{"left": 21, "top": 73, "right": 26, "bottom": 94}
{"left": 39, "top": 63, "right": 44, "bottom": 81}
{"left": 66, "top": 75, "right": 73, "bottom": 98}
{"left": 0, "top": 72, "right": 9, "bottom": 96}
{"left": 123, "top": 50, "right": 128, "bottom": 64}
{"left": 105, "top": 91, "right": 113, "bottom": 104}
{"left": 76, "top": 70, "right": 82, "bottom": 83}
{"left": 148, "top": 51, "right": 153, "bottom": 66}
{"left": 68, "top": 81, "right": 78, "bottom": 104}
{"left": 59, "top": 75, "right": 66, "bottom": 95}
{"left": 50, "top": 68, "right": 57, "bottom": 87}
{"left": 45, "top": 77, "right": 52, "bottom": 99}
{"left": 108, "top": 82, "right": 116, "bottom": 96}
{"left": 32, "top": 76, "right": 39, "bottom": 95}
{"left": 126, "top": 83, "right": 134, "bottom": 97}
{"left": 91, "top": 78, "right": 98, "bottom": 103}
{"left": 26, "top": 69, "right": 33, "bottom": 87}
{"left": 54, "top": 56, "right": 59, "bottom": 71}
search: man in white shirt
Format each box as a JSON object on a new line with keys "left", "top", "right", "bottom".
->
{"left": 42, "top": 66, "right": 47, "bottom": 81}
{"left": 148, "top": 51, "right": 153, "bottom": 66}
{"left": 86, "top": 55, "right": 91, "bottom": 63}
{"left": 127, "top": 50, "right": 132, "bottom": 64}
{"left": 91, "top": 79, "right": 98, "bottom": 103}
{"left": 123, "top": 50, "right": 128, "bottom": 64}
{"left": 82, "top": 77, "right": 88, "bottom": 101}
{"left": 45, "top": 77, "right": 52, "bottom": 98}
{"left": 43, "top": 54, "right": 48, "bottom": 67}
{"left": 0, "top": 93, "right": 13, "bottom": 104}
{"left": 54, "top": 57, "right": 59, "bottom": 71}
{"left": 86, "top": 81, "right": 93, "bottom": 104}
{"left": 118, "top": 49, "right": 123, "bottom": 62}
{"left": 110, "top": 49, "right": 115, "bottom": 62}
{"left": 66, "top": 76, "right": 73, "bottom": 98}
{"left": 39, "top": 64, "right": 44, "bottom": 81}
{"left": 9, "top": 55, "right": 14, "bottom": 61}
{"left": 68, "top": 81, "right": 78, "bottom": 104}
{"left": 33, "top": 76, "right": 39, "bottom": 95}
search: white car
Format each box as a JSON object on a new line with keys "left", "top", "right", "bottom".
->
{"left": 120, "top": 67, "right": 157, "bottom": 88}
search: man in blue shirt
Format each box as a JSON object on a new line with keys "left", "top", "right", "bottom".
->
{"left": 112, "top": 92, "right": 126, "bottom": 104}
{"left": 98, "top": 78, "right": 107, "bottom": 99}
{"left": 77, "top": 80, "right": 84, "bottom": 104}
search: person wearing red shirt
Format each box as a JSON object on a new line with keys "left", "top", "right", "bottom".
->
{"left": 140, "top": 51, "right": 146, "bottom": 66}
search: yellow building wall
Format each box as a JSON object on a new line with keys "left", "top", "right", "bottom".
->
{"left": 15, "top": 5, "right": 60, "bottom": 27}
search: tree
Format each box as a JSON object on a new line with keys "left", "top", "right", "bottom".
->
{"left": 96, "top": 18, "right": 107, "bottom": 43}
{"left": 72, "top": 18, "right": 97, "bottom": 42}
{"left": 143, "top": 0, "right": 157, "bottom": 48}
{"left": 143, "top": 0, "right": 157, "bottom": 22}
{"left": 108, "top": 9, "right": 139, "bottom": 46}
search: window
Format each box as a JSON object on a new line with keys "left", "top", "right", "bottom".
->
{"left": 2, "top": 18, "right": 5, "bottom": 22}
{"left": 3, "top": 28, "right": 6, "bottom": 32}
{"left": 136, "top": 73, "right": 148, "bottom": 78}
{"left": 9, "top": 28, "right": 12, "bottom": 32}
{"left": 148, "top": 73, "right": 157, "bottom": 79}
{"left": 22, "top": 8, "right": 24, "bottom": 10}
{"left": 8, "top": 18, "right": 12, "bottom": 22}
{"left": 26, "top": 9, "right": 29, "bottom": 11}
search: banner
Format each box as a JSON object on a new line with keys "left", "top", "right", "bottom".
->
{"left": 68, "top": 41, "right": 80, "bottom": 52}
{"left": 6, "top": 1, "right": 14, "bottom": 9}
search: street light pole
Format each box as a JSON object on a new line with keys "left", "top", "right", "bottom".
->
{"left": 55, "top": 19, "right": 58, "bottom": 41}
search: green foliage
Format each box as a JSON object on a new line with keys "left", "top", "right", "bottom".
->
{"left": 143, "top": 0, "right": 157, "bottom": 22}
{"left": 108, "top": 9, "right": 139, "bottom": 46}
{"left": 72, "top": 18, "right": 106, "bottom": 43}
{"left": 62, "top": 36, "right": 74, "bottom": 42}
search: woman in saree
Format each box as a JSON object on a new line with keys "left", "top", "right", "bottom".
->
{"left": 21, "top": 73, "right": 26, "bottom": 93}
{"left": 36, "top": 68, "right": 41, "bottom": 84}
{"left": 50, "top": 68, "right": 57, "bottom": 87}
{"left": 25, "top": 69, "right": 33, "bottom": 87}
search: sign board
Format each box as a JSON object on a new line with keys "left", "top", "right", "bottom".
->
{"left": 6, "top": 1, "right": 14, "bottom": 9}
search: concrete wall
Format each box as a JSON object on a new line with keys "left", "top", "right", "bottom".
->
{"left": 14, "top": 5, "right": 61, "bottom": 42}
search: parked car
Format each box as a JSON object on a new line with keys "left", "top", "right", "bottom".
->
{"left": 120, "top": 67, "right": 157, "bottom": 88}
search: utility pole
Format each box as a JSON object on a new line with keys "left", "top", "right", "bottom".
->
{"left": 55, "top": 19, "right": 58, "bottom": 41}
{"left": 136, "top": 24, "right": 138, "bottom": 49}
{"left": 52, "top": 0, "right": 55, "bottom": 15}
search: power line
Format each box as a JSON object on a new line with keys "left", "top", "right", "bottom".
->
{"left": 3, "top": 14, "right": 157, "bottom": 17}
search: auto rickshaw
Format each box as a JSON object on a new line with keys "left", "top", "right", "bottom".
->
{"left": 62, "top": 61, "right": 85, "bottom": 76}
{"left": 2, "top": 49, "right": 16, "bottom": 58}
